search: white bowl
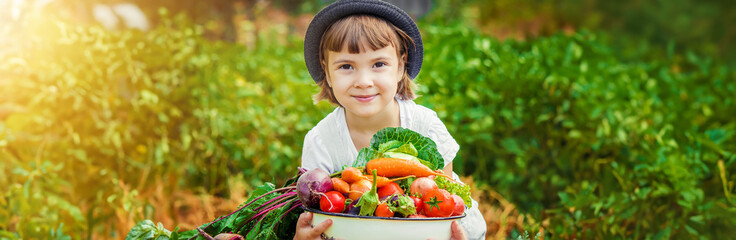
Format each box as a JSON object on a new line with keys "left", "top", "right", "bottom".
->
{"left": 304, "top": 207, "right": 465, "bottom": 240}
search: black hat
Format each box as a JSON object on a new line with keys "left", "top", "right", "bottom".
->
{"left": 304, "top": 0, "right": 424, "bottom": 84}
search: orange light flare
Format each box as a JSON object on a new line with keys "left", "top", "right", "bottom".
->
{"left": 0, "top": 0, "right": 93, "bottom": 120}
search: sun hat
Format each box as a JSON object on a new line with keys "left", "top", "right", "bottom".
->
{"left": 304, "top": 0, "right": 424, "bottom": 84}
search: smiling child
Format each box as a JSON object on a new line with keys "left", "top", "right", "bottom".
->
{"left": 295, "top": 1, "right": 487, "bottom": 239}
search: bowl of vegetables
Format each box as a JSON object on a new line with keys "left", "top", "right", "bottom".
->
{"left": 304, "top": 208, "right": 465, "bottom": 240}
{"left": 125, "top": 127, "right": 474, "bottom": 240}
{"left": 297, "top": 156, "right": 471, "bottom": 240}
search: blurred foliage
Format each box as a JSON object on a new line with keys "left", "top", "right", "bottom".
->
{"left": 0, "top": 10, "right": 330, "bottom": 239}
{"left": 2, "top": 0, "right": 736, "bottom": 239}
{"left": 419, "top": 22, "right": 736, "bottom": 239}
{"left": 21, "top": 0, "right": 322, "bottom": 42}
{"left": 469, "top": 0, "right": 736, "bottom": 66}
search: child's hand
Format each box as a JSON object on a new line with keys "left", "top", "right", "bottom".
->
{"left": 427, "top": 221, "right": 467, "bottom": 240}
{"left": 293, "top": 212, "right": 332, "bottom": 240}
{"left": 449, "top": 221, "right": 468, "bottom": 240}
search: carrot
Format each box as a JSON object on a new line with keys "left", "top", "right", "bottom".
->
{"left": 331, "top": 177, "right": 350, "bottom": 195}
{"left": 366, "top": 158, "right": 455, "bottom": 180}
{"left": 364, "top": 175, "right": 415, "bottom": 188}
{"left": 348, "top": 179, "right": 372, "bottom": 201}
{"left": 341, "top": 167, "right": 367, "bottom": 183}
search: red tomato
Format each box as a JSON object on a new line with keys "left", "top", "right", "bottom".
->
{"left": 451, "top": 195, "right": 465, "bottom": 216}
{"left": 320, "top": 191, "right": 346, "bottom": 213}
{"left": 375, "top": 202, "right": 394, "bottom": 217}
{"left": 408, "top": 214, "right": 427, "bottom": 218}
{"left": 410, "top": 196, "right": 423, "bottom": 213}
{"left": 421, "top": 189, "right": 455, "bottom": 217}
{"left": 377, "top": 182, "right": 404, "bottom": 199}
{"left": 410, "top": 177, "right": 438, "bottom": 198}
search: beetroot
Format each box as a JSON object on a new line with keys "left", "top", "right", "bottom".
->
{"left": 296, "top": 168, "right": 333, "bottom": 208}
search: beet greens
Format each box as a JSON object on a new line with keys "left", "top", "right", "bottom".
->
{"left": 173, "top": 168, "right": 309, "bottom": 240}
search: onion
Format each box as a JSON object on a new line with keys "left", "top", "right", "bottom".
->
{"left": 296, "top": 168, "right": 333, "bottom": 208}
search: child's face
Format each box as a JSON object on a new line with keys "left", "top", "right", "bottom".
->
{"left": 325, "top": 43, "right": 403, "bottom": 118}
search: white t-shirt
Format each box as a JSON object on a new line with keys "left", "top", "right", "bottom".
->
{"left": 300, "top": 98, "right": 487, "bottom": 240}
{"left": 301, "top": 98, "right": 459, "bottom": 173}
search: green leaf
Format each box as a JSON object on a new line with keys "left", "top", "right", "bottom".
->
{"left": 377, "top": 140, "right": 402, "bottom": 153}
{"left": 387, "top": 194, "right": 417, "bottom": 217}
{"left": 126, "top": 220, "right": 171, "bottom": 240}
{"left": 353, "top": 128, "right": 443, "bottom": 170}
{"left": 434, "top": 176, "right": 472, "bottom": 207}
{"left": 355, "top": 170, "right": 380, "bottom": 216}
{"left": 369, "top": 127, "right": 444, "bottom": 170}
{"left": 201, "top": 183, "right": 277, "bottom": 235}
{"left": 51, "top": 223, "right": 71, "bottom": 240}
{"left": 354, "top": 147, "right": 380, "bottom": 167}
{"left": 382, "top": 152, "right": 419, "bottom": 162}
{"left": 389, "top": 143, "right": 419, "bottom": 156}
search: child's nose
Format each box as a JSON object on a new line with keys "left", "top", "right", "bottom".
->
{"left": 353, "top": 70, "right": 374, "bottom": 88}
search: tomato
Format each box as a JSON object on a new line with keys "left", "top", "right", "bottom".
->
{"left": 421, "top": 189, "right": 455, "bottom": 217}
{"left": 410, "top": 196, "right": 423, "bottom": 213}
{"left": 320, "top": 191, "right": 346, "bottom": 213}
{"left": 408, "top": 214, "right": 427, "bottom": 218}
{"left": 410, "top": 177, "right": 438, "bottom": 198}
{"left": 375, "top": 202, "right": 394, "bottom": 217}
{"left": 377, "top": 182, "right": 404, "bottom": 199}
{"left": 451, "top": 195, "right": 465, "bottom": 216}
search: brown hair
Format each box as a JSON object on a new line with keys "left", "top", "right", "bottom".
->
{"left": 313, "top": 14, "right": 417, "bottom": 106}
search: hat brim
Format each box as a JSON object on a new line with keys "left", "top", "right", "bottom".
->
{"left": 304, "top": 0, "right": 424, "bottom": 84}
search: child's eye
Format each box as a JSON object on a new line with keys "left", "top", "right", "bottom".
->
{"left": 373, "top": 62, "right": 387, "bottom": 68}
{"left": 338, "top": 64, "right": 353, "bottom": 70}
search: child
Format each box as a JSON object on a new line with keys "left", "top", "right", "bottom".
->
{"left": 296, "top": 0, "right": 487, "bottom": 239}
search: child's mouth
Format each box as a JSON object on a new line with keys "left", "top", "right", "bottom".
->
{"left": 353, "top": 94, "right": 377, "bottom": 102}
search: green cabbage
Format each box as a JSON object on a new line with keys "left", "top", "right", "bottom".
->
{"left": 353, "top": 127, "right": 445, "bottom": 170}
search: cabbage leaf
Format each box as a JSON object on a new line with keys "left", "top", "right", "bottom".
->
{"left": 353, "top": 127, "right": 444, "bottom": 170}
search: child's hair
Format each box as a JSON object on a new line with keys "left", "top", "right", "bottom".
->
{"left": 314, "top": 14, "right": 417, "bottom": 106}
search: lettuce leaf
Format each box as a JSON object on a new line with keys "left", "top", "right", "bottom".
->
{"left": 434, "top": 176, "right": 472, "bottom": 208}
{"left": 388, "top": 194, "right": 418, "bottom": 217}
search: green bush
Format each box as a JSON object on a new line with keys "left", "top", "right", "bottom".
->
{"left": 0, "top": 13, "right": 330, "bottom": 238}
{"left": 469, "top": 0, "right": 736, "bottom": 67}
{"left": 419, "top": 23, "right": 736, "bottom": 238}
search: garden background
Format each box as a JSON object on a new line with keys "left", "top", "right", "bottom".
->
{"left": 1, "top": 0, "right": 735, "bottom": 239}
